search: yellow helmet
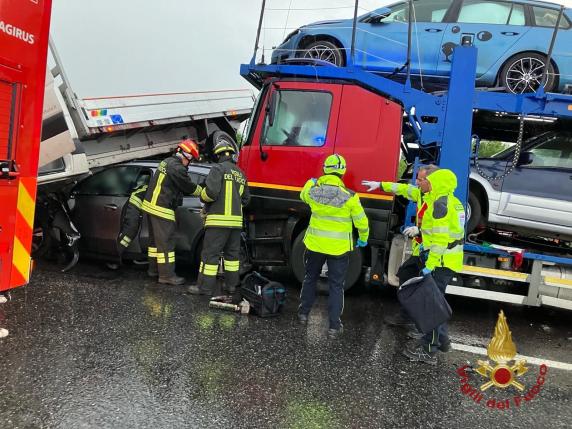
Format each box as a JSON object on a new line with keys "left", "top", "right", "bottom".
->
{"left": 323, "top": 154, "right": 346, "bottom": 176}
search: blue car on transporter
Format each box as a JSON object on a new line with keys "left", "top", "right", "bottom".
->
{"left": 271, "top": 0, "right": 572, "bottom": 93}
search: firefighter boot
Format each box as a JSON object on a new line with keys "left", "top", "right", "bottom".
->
{"left": 158, "top": 263, "right": 185, "bottom": 286}
{"left": 187, "top": 285, "right": 211, "bottom": 295}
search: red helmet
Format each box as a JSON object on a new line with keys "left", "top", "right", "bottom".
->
{"left": 178, "top": 139, "right": 200, "bottom": 160}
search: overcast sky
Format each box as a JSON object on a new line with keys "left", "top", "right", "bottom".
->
{"left": 50, "top": 0, "right": 572, "bottom": 98}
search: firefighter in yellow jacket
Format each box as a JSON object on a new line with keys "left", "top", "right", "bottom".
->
{"left": 363, "top": 166, "right": 464, "bottom": 364}
{"left": 363, "top": 165, "right": 436, "bottom": 330}
{"left": 142, "top": 139, "right": 202, "bottom": 285}
{"left": 188, "top": 140, "right": 250, "bottom": 295}
{"left": 298, "top": 154, "right": 369, "bottom": 338}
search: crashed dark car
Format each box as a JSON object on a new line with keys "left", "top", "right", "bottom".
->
{"left": 68, "top": 161, "right": 209, "bottom": 266}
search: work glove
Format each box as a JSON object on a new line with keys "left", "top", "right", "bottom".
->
{"left": 402, "top": 226, "right": 420, "bottom": 238}
{"left": 421, "top": 267, "right": 432, "bottom": 277}
{"left": 361, "top": 180, "right": 380, "bottom": 192}
{"left": 355, "top": 239, "right": 368, "bottom": 248}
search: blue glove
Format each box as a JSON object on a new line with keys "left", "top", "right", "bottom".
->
{"left": 356, "top": 239, "right": 367, "bottom": 248}
{"left": 421, "top": 267, "right": 432, "bottom": 276}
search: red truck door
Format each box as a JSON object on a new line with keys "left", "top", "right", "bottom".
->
{"left": 240, "top": 82, "right": 342, "bottom": 191}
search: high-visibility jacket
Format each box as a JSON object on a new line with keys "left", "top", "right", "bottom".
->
{"left": 300, "top": 174, "right": 369, "bottom": 256}
{"left": 200, "top": 159, "right": 250, "bottom": 228}
{"left": 118, "top": 185, "right": 147, "bottom": 248}
{"left": 381, "top": 181, "right": 427, "bottom": 256}
{"left": 422, "top": 169, "right": 465, "bottom": 272}
{"left": 142, "top": 155, "right": 201, "bottom": 222}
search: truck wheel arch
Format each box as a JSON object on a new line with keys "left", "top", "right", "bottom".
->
{"left": 468, "top": 179, "right": 488, "bottom": 233}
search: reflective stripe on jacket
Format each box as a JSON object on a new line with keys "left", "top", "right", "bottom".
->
{"left": 128, "top": 185, "right": 147, "bottom": 209}
{"left": 422, "top": 169, "right": 465, "bottom": 272}
{"left": 300, "top": 174, "right": 369, "bottom": 256}
{"left": 119, "top": 185, "right": 147, "bottom": 246}
{"left": 381, "top": 181, "right": 426, "bottom": 256}
{"left": 200, "top": 159, "right": 250, "bottom": 228}
{"left": 142, "top": 155, "right": 201, "bottom": 222}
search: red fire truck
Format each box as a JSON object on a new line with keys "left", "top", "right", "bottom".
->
{"left": 0, "top": 0, "right": 52, "bottom": 291}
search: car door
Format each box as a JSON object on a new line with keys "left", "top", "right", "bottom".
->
{"left": 437, "top": 0, "right": 530, "bottom": 78}
{"left": 242, "top": 81, "right": 341, "bottom": 189}
{"left": 357, "top": 0, "right": 454, "bottom": 75}
{"left": 70, "top": 165, "right": 141, "bottom": 256}
{"left": 124, "top": 167, "right": 153, "bottom": 254}
{"left": 498, "top": 134, "right": 572, "bottom": 228}
{"left": 175, "top": 168, "right": 207, "bottom": 253}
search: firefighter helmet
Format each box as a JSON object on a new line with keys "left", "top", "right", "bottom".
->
{"left": 213, "top": 140, "right": 237, "bottom": 156}
{"left": 323, "top": 154, "right": 346, "bottom": 176}
{"left": 178, "top": 139, "right": 200, "bottom": 160}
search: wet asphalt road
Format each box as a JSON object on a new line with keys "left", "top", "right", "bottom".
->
{"left": 0, "top": 261, "right": 571, "bottom": 429}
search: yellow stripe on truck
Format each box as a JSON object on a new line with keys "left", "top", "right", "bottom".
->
{"left": 17, "top": 181, "right": 35, "bottom": 229}
{"left": 12, "top": 236, "right": 31, "bottom": 283}
{"left": 248, "top": 182, "right": 394, "bottom": 201}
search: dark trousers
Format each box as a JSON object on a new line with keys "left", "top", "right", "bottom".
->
{"left": 299, "top": 250, "right": 349, "bottom": 330}
{"left": 422, "top": 267, "right": 454, "bottom": 352}
{"left": 197, "top": 227, "right": 241, "bottom": 294}
{"left": 396, "top": 256, "right": 422, "bottom": 321}
{"left": 148, "top": 215, "right": 177, "bottom": 279}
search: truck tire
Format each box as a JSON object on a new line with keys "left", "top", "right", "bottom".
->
{"left": 209, "top": 130, "right": 239, "bottom": 158}
{"left": 290, "top": 229, "right": 363, "bottom": 291}
{"left": 31, "top": 216, "right": 53, "bottom": 259}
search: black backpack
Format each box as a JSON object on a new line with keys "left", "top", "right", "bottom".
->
{"left": 240, "top": 272, "right": 286, "bottom": 317}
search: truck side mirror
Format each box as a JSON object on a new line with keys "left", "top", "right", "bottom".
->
{"left": 517, "top": 151, "right": 534, "bottom": 166}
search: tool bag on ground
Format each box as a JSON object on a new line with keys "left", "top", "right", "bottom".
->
{"left": 397, "top": 275, "right": 452, "bottom": 334}
{"left": 240, "top": 271, "right": 286, "bottom": 317}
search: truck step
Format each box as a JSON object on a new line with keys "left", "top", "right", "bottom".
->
{"left": 543, "top": 276, "right": 572, "bottom": 290}
{"left": 462, "top": 265, "right": 529, "bottom": 282}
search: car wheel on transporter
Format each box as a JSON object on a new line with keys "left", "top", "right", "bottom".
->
{"left": 290, "top": 229, "right": 363, "bottom": 291}
{"left": 466, "top": 190, "right": 483, "bottom": 234}
{"left": 302, "top": 40, "right": 344, "bottom": 66}
{"left": 500, "top": 52, "right": 558, "bottom": 94}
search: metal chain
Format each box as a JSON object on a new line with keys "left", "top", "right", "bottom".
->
{"left": 474, "top": 116, "right": 525, "bottom": 182}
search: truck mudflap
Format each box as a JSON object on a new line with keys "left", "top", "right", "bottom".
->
{"left": 367, "top": 242, "right": 388, "bottom": 286}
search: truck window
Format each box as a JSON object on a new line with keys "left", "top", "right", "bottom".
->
{"left": 261, "top": 90, "right": 332, "bottom": 147}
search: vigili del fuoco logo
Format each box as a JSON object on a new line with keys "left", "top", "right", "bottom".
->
{"left": 456, "top": 310, "right": 548, "bottom": 410}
